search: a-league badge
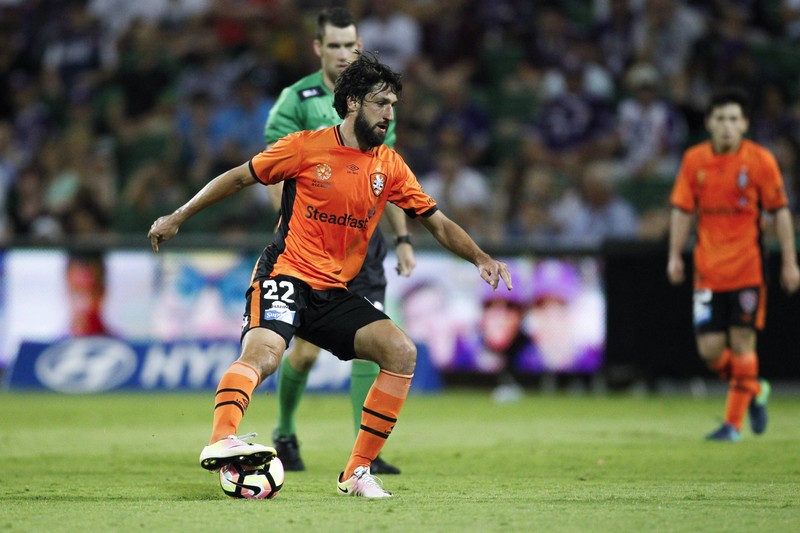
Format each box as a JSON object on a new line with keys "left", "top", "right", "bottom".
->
{"left": 315, "top": 163, "right": 332, "bottom": 180}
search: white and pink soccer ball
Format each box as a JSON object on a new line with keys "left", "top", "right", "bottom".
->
{"left": 218, "top": 458, "right": 284, "bottom": 499}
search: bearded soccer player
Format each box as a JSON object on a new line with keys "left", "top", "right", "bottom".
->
{"left": 667, "top": 88, "right": 800, "bottom": 441}
{"left": 148, "top": 53, "right": 513, "bottom": 497}
{"left": 263, "top": 7, "right": 414, "bottom": 475}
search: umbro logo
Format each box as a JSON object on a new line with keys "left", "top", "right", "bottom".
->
{"left": 346, "top": 164, "right": 359, "bottom": 174}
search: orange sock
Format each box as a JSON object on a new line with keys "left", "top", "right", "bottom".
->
{"left": 724, "top": 352, "right": 760, "bottom": 430}
{"left": 711, "top": 348, "right": 733, "bottom": 381}
{"left": 210, "top": 361, "right": 261, "bottom": 443}
{"left": 343, "top": 369, "right": 412, "bottom": 479}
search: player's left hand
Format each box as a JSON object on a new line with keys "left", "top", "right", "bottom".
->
{"left": 395, "top": 241, "right": 416, "bottom": 277}
{"left": 477, "top": 257, "right": 513, "bottom": 292}
{"left": 780, "top": 261, "right": 800, "bottom": 294}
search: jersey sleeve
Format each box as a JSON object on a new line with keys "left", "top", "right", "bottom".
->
{"left": 249, "top": 133, "right": 302, "bottom": 185}
{"left": 756, "top": 147, "right": 789, "bottom": 212}
{"left": 386, "top": 156, "right": 438, "bottom": 218}
{"left": 264, "top": 87, "right": 304, "bottom": 145}
{"left": 670, "top": 151, "right": 696, "bottom": 213}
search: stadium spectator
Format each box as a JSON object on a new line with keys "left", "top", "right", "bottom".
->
{"left": 667, "top": 88, "right": 800, "bottom": 441}
{"left": 115, "top": 23, "right": 175, "bottom": 122}
{"left": 116, "top": 160, "right": 185, "bottom": 234}
{"left": 771, "top": 135, "right": 800, "bottom": 232}
{"left": 523, "top": 4, "right": 579, "bottom": 70}
{"left": 356, "top": 0, "right": 422, "bottom": 73}
{"left": 612, "top": 62, "right": 686, "bottom": 181}
{"left": 263, "top": 7, "right": 416, "bottom": 477}
{"left": 426, "top": 71, "right": 493, "bottom": 167}
{"left": 8, "top": 74, "right": 54, "bottom": 169}
{"left": 214, "top": 74, "right": 275, "bottom": 164}
{"left": 6, "top": 163, "right": 53, "bottom": 241}
{"left": 41, "top": 0, "right": 117, "bottom": 105}
{"left": 520, "top": 58, "right": 617, "bottom": 176}
{"left": 748, "top": 83, "right": 800, "bottom": 149}
{"left": 418, "top": 149, "right": 492, "bottom": 238}
{"left": 780, "top": 0, "right": 800, "bottom": 40}
{"left": 175, "top": 90, "right": 218, "bottom": 188}
{"left": 503, "top": 164, "right": 562, "bottom": 245}
{"left": 590, "top": 0, "right": 641, "bottom": 84}
{"left": 174, "top": 41, "right": 242, "bottom": 108}
{"left": 689, "top": 4, "right": 763, "bottom": 98}
{"left": 551, "top": 160, "right": 639, "bottom": 247}
{"left": 88, "top": 0, "right": 212, "bottom": 41}
{"left": 3, "top": 0, "right": 800, "bottom": 248}
{"left": 388, "top": 77, "right": 438, "bottom": 174}
{"left": 0, "top": 22, "right": 36, "bottom": 122}
{"left": 0, "top": 121, "right": 16, "bottom": 243}
{"left": 413, "top": 0, "right": 486, "bottom": 75}
{"left": 147, "top": 53, "right": 512, "bottom": 498}
{"left": 632, "top": 0, "right": 705, "bottom": 97}
{"left": 538, "top": 34, "right": 615, "bottom": 102}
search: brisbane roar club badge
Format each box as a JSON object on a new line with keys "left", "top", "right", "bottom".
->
{"left": 371, "top": 170, "right": 386, "bottom": 197}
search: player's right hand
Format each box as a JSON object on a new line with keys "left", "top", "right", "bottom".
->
{"left": 478, "top": 257, "right": 513, "bottom": 292}
{"left": 147, "top": 215, "right": 180, "bottom": 254}
{"left": 780, "top": 261, "right": 800, "bottom": 294}
{"left": 667, "top": 256, "right": 685, "bottom": 285}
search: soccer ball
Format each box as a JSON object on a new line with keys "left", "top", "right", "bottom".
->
{"left": 218, "top": 458, "right": 284, "bottom": 499}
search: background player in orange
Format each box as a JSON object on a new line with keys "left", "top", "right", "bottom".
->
{"left": 148, "top": 53, "right": 512, "bottom": 497}
{"left": 667, "top": 87, "right": 800, "bottom": 441}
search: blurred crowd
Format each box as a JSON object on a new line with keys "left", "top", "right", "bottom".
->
{"left": 1, "top": 0, "right": 800, "bottom": 248}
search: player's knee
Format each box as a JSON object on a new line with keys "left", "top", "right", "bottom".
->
{"left": 728, "top": 328, "right": 756, "bottom": 353}
{"left": 696, "top": 335, "right": 726, "bottom": 366}
{"left": 385, "top": 334, "right": 417, "bottom": 375}
{"left": 240, "top": 328, "right": 287, "bottom": 379}
{"left": 240, "top": 349, "right": 281, "bottom": 381}
{"left": 287, "top": 340, "right": 321, "bottom": 371}
{"left": 698, "top": 349, "right": 721, "bottom": 367}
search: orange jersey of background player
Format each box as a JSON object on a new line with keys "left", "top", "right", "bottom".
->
{"left": 250, "top": 126, "right": 436, "bottom": 290}
{"left": 670, "top": 138, "right": 788, "bottom": 291}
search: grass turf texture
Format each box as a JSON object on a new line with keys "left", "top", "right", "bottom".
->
{"left": 0, "top": 390, "right": 798, "bottom": 532}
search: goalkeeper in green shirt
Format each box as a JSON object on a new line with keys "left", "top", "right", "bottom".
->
{"left": 264, "top": 7, "right": 416, "bottom": 475}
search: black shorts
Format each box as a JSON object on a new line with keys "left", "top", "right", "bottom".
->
{"left": 242, "top": 274, "right": 389, "bottom": 360}
{"left": 693, "top": 286, "right": 766, "bottom": 333}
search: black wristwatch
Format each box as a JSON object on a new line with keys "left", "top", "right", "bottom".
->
{"left": 395, "top": 235, "right": 412, "bottom": 246}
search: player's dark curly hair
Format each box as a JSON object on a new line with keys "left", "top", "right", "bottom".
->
{"left": 706, "top": 87, "right": 750, "bottom": 118}
{"left": 332, "top": 52, "right": 402, "bottom": 119}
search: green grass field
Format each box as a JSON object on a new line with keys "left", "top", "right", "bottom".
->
{"left": 0, "top": 389, "right": 798, "bottom": 532}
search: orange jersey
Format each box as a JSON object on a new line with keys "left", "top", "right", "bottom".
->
{"left": 249, "top": 126, "right": 437, "bottom": 290}
{"left": 670, "top": 139, "right": 788, "bottom": 291}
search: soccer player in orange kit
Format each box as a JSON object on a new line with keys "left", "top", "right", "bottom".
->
{"left": 667, "top": 88, "right": 800, "bottom": 441}
{"left": 148, "top": 53, "right": 512, "bottom": 496}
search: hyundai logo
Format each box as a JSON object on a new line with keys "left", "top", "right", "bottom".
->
{"left": 35, "top": 337, "right": 138, "bottom": 393}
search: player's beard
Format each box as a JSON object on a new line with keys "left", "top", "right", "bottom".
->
{"left": 354, "top": 108, "right": 387, "bottom": 148}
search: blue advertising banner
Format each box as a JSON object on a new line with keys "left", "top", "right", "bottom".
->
{"left": 5, "top": 337, "right": 440, "bottom": 394}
